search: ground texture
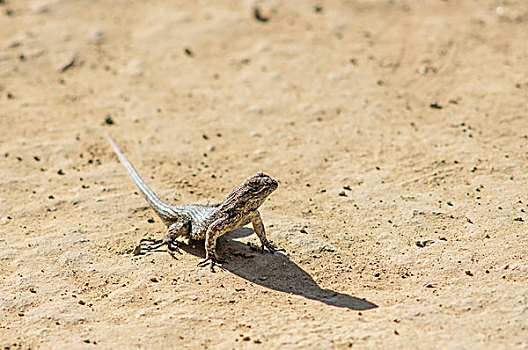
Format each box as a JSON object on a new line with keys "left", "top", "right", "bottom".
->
{"left": 1, "top": 0, "right": 528, "bottom": 348}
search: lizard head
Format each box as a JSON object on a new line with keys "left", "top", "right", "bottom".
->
{"left": 245, "top": 172, "right": 278, "bottom": 197}
{"left": 224, "top": 173, "right": 278, "bottom": 211}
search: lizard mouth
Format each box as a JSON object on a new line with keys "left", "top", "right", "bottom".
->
{"left": 255, "top": 173, "right": 278, "bottom": 189}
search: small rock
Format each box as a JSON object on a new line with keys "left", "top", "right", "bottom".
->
{"left": 253, "top": 7, "right": 269, "bottom": 22}
{"left": 121, "top": 59, "right": 144, "bottom": 77}
{"left": 132, "top": 245, "right": 142, "bottom": 256}
{"left": 184, "top": 48, "right": 194, "bottom": 57}
{"left": 416, "top": 240, "right": 434, "bottom": 248}
{"left": 417, "top": 66, "right": 437, "bottom": 75}
{"left": 89, "top": 27, "right": 105, "bottom": 45}
{"left": 30, "top": 1, "right": 55, "bottom": 14}
{"left": 319, "top": 244, "right": 336, "bottom": 253}
{"left": 57, "top": 53, "right": 77, "bottom": 73}
{"left": 104, "top": 115, "right": 115, "bottom": 125}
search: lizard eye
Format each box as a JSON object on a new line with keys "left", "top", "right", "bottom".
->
{"left": 247, "top": 182, "right": 263, "bottom": 193}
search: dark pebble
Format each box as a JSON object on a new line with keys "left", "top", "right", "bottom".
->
{"left": 253, "top": 7, "right": 269, "bottom": 22}
{"left": 105, "top": 115, "right": 115, "bottom": 125}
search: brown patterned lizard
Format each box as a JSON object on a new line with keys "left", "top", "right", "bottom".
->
{"left": 106, "top": 132, "right": 280, "bottom": 271}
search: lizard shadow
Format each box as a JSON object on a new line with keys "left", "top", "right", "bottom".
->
{"left": 178, "top": 228, "right": 378, "bottom": 311}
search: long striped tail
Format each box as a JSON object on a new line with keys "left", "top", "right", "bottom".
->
{"left": 105, "top": 131, "right": 176, "bottom": 224}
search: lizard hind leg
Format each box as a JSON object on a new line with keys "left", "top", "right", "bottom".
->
{"left": 138, "top": 219, "right": 190, "bottom": 256}
{"left": 164, "top": 219, "right": 191, "bottom": 256}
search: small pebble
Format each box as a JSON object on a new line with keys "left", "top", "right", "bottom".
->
{"left": 57, "top": 53, "right": 77, "bottom": 73}
{"left": 253, "top": 7, "right": 269, "bottom": 22}
{"left": 105, "top": 115, "right": 115, "bottom": 125}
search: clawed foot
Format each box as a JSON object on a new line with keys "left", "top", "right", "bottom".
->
{"left": 135, "top": 237, "right": 182, "bottom": 257}
{"left": 139, "top": 237, "right": 165, "bottom": 251}
{"left": 167, "top": 240, "right": 181, "bottom": 253}
{"left": 262, "top": 240, "right": 284, "bottom": 254}
{"left": 197, "top": 255, "right": 227, "bottom": 273}
{"left": 166, "top": 240, "right": 183, "bottom": 258}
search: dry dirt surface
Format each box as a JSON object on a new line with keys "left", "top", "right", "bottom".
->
{"left": 1, "top": 0, "right": 528, "bottom": 349}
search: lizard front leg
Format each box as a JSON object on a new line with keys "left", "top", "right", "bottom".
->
{"left": 250, "top": 210, "right": 280, "bottom": 253}
{"left": 197, "top": 217, "right": 229, "bottom": 272}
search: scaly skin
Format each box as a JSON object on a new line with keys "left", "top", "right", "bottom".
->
{"left": 106, "top": 132, "right": 280, "bottom": 271}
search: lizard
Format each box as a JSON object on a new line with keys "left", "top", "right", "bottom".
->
{"left": 105, "top": 132, "right": 281, "bottom": 271}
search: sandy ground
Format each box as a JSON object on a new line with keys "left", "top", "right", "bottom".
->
{"left": 1, "top": 0, "right": 528, "bottom": 348}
